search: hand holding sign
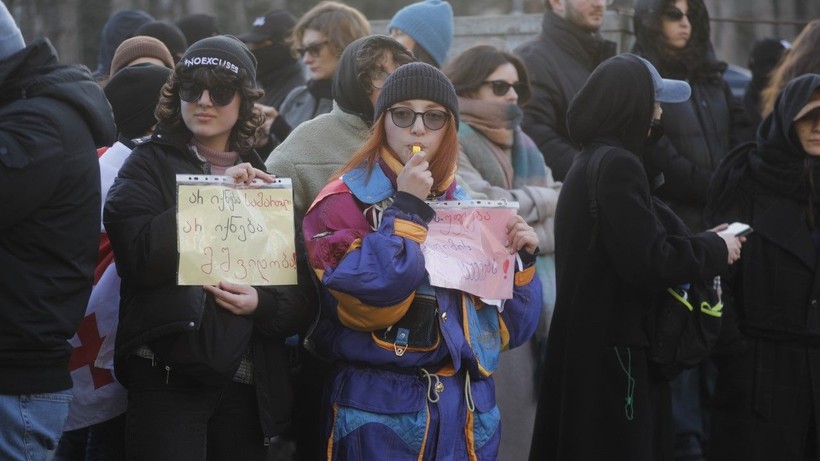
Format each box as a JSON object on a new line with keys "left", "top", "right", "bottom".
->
{"left": 506, "top": 215, "right": 539, "bottom": 255}
{"left": 224, "top": 162, "right": 274, "bottom": 185}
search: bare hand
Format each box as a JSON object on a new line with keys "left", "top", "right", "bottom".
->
{"left": 506, "top": 215, "right": 539, "bottom": 255}
{"left": 716, "top": 230, "right": 743, "bottom": 265}
{"left": 225, "top": 162, "right": 275, "bottom": 185}
{"left": 203, "top": 282, "right": 259, "bottom": 316}
{"left": 396, "top": 151, "right": 433, "bottom": 200}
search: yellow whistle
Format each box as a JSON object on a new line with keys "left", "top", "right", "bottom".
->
{"left": 412, "top": 145, "right": 421, "bottom": 154}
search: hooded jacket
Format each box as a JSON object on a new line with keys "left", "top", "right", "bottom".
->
{"left": 706, "top": 74, "right": 820, "bottom": 461}
{"left": 515, "top": 11, "right": 616, "bottom": 181}
{"left": 0, "top": 38, "right": 117, "bottom": 394}
{"left": 264, "top": 36, "right": 387, "bottom": 224}
{"left": 529, "top": 54, "right": 727, "bottom": 461}
{"left": 632, "top": 0, "right": 752, "bottom": 232}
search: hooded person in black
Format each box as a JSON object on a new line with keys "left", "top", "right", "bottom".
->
{"left": 706, "top": 74, "right": 820, "bottom": 461}
{"left": 528, "top": 54, "right": 738, "bottom": 461}
{"left": 632, "top": 2, "right": 754, "bottom": 458}
{"left": 0, "top": 9, "right": 117, "bottom": 452}
{"left": 92, "top": 9, "right": 154, "bottom": 81}
{"left": 632, "top": 0, "right": 753, "bottom": 234}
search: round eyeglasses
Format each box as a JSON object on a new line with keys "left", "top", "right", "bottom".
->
{"left": 179, "top": 81, "right": 237, "bottom": 106}
{"left": 387, "top": 107, "right": 450, "bottom": 131}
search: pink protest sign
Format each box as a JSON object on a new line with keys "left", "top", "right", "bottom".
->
{"left": 421, "top": 200, "right": 519, "bottom": 299}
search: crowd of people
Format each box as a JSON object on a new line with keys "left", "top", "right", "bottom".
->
{"left": 1, "top": 0, "right": 819, "bottom": 460}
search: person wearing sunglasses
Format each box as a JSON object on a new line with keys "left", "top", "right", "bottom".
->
{"left": 103, "top": 36, "right": 316, "bottom": 461}
{"left": 263, "top": 34, "right": 415, "bottom": 461}
{"left": 632, "top": 2, "right": 754, "bottom": 460}
{"left": 302, "top": 62, "right": 542, "bottom": 460}
{"left": 263, "top": 2, "right": 370, "bottom": 150}
{"left": 444, "top": 44, "right": 561, "bottom": 461}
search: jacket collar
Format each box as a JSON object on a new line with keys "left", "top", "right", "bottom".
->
{"left": 541, "top": 11, "right": 616, "bottom": 68}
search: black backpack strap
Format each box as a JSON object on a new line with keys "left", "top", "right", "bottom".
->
{"left": 586, "top": 145, "right": 616, "bottom": 250}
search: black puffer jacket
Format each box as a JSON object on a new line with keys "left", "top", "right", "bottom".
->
{"left": 0, "top": 38, "right": 116, "bottom": 395}
{"left": 104, "top": 128, "right": 316, "bottom": 439}
{"left": 515, "top": 11, "right": 616, "bottom": 181}
{"left": 632, "top": 0, "right": 753, "bottom": 232}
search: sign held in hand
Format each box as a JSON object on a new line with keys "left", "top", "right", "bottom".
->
{"left": 421, "top": 200, "right": 519, "bottom": 299}
{"left": 176, "top": 175, "right": 296, "bottom": 286}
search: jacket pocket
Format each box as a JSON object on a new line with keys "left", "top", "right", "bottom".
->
{"left": 466, "top": 377, "right": 501, "bottom": 459}
{"left": 330, "top": 368, "right": 429, "bottom": 460}
{"left": 372, "top": 282, "right": 441, "bottom": 356}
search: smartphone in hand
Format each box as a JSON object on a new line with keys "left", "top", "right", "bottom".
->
{"left": 725, "top": 222, "right": 753, "bottom": 237}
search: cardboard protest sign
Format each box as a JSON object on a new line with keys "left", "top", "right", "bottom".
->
{"left": 176, "top": 175, "right": 296, "bottom": 286}
{"left": 421, "top": 200, "right": 519, "bottom": 299}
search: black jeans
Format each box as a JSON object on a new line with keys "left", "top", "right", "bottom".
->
{"left": 125, "top": 356, "right": 267, "bottom": 461}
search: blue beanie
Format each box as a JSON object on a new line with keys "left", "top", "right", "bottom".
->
{"left": 387, "top": 0, "right": 453, "bottom": 67}
{"left": 0, "top": 1, "right": 25, "bottom": 62}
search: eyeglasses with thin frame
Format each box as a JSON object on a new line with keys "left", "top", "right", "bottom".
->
{"left": 387, "top": 107, "right": 450, "bottom": 131}
{"left": 482, "top": 80, "right": 527, "bottom": 97}
{"left": 297, "top": 40, "right": 330, "bottom": 58}
{"left": 179, "top": 81, "right": 238, "bottom": 106}
{"left": 662, "top": 7, "right": 693, "bottom": 22}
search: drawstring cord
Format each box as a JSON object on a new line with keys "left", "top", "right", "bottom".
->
{"left": 464, "top": 372, "right": 475, "bottom": 413}
{"left": 614, "top": 346, "right": 635, "bottom": 421}
{"left": 420, "top": 368, "right": 444, "bottom": 403}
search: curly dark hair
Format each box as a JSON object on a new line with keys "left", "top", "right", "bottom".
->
{"left": 155, "top": 65, "right": 264, "bottom": 153}
{"left": 632, "top": 0, "right": 726, "bottom": 83}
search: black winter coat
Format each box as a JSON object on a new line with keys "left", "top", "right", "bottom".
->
{"left": 104, "top": 129, "right": 316, "bottom": 439}
{"left": 706, "top": 74, "right": 820, "bottom": 460}
{"left": 0, "top": 38, "right": 116, "bottom": 394}
{"left": 633, "top": 0, "right": 753, "bottom": 232}
{"left": 530, "top": 55, "right": 727, "bottom": 461}
{"left": 515, "top": 11, "right": 616, "bottom": 181}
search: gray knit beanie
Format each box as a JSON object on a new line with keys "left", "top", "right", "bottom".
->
{"left": 374, "top": 62, "right": 459, "bottom": 127}
{"left": 0, "top": 1, "right": 24, "bottom": 62}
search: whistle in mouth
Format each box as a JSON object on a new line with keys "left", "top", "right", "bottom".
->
{"left": 412, "top": 145, "right": 421, "bottom": 154}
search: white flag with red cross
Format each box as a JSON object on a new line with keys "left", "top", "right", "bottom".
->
{"left": 63, "top": 262, "right": 127, "bottom": 431}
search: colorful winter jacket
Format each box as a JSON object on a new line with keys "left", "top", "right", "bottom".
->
{"left": 302, "top": 152, "right": 542, "bottom": 460}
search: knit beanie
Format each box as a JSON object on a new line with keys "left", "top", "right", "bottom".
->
{"left": 375, "top": 61, "right": 459, "bottom": 126}
{"left": 387, "top": 0, "right": 453, "bottom": 67}
{"left": 135, "top": 21, "right": 188, "bottom": 61}
{"left": 110, "top": 36, "right": 174, "bottom": 76}
{"left": 0, "top": 1, "right": 25, "bottom": 62}
{"left": 175, "top": 14, "right": 220, "bottom": 47}
{"left": 104, "top": 63, "right": 172, "bottom": 139}
{"left": 181, "top": 35, "right": 257, "bottom": 83}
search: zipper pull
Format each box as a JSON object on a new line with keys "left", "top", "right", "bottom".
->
{"left": 164, "top": 365, "right": 171, "bottom": 384}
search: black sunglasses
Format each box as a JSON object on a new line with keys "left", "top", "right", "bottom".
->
{"left": 179, "top": 81, "right": 237, "bottom": 106}
{"left": 387, "top": 107, "right": 450, "bottom": 131}
{"left": 297, "top": 40, "right": 330, "bottom": 58}
{"left": 662, "top": 7, "right": 693, "bottom": 21}
{"left": 483, "top": 80, "right": 527, "bottom": 97}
